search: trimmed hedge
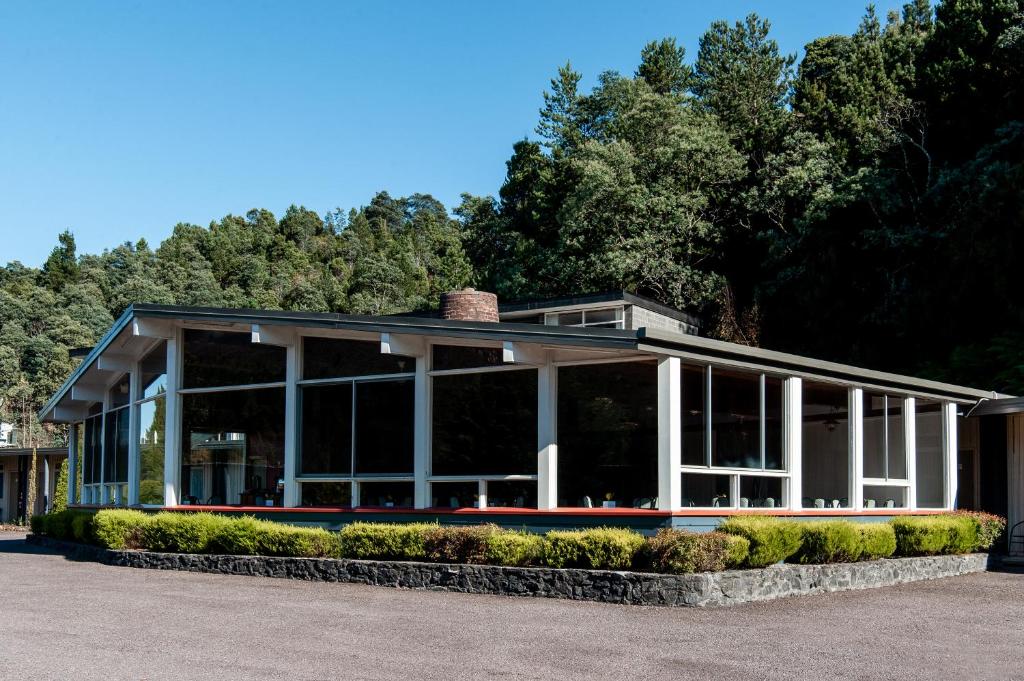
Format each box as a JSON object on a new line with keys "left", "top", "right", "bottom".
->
{"left": 953, "top": 510, "right": 1007, "bottom": 551}
{"left": 641, "top": 529, "right": 750, "bottom": 573}
{"left": 141, "top": 512, "right": 231, "bottom": 554}
{"left": 792, "top": 521, "right": 863, "bottom": 564}
{"left": 337, "top": 521, "right": 435, "bottom": 561}
{"left": 484, "top": 530, "right": 544, "bottom": 566}
{"left": 423, "top": 524, "right": 498, "bottom": 564}
{"left": 858, "top": 524, "right": 897, "bottom": 560}
{"left": 890, "top": 516, "right": 979, "bottom": 556}
{"left": 208, "top": 515, "right": 341, "bottom": 558}
{"left": 93, "top": 509, "right": 152, "bottom": 550}
{"left": 718, "top": 516, "right": 803, "bottom": 567}
{"left": 542, "top": 527, "right": 645, "bottom": 570}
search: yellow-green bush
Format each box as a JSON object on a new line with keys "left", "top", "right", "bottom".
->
{"left": 890, "top": 515, "right": 979, "bottom": 556}
{"left": 542, "top": 527, "right": 645, "bottom": 570}
{"left": 640, "top": 529, "right": 750, "bottom": 574}
{"left": 858, "top": 523, "right": 896, "bottom": 560}
{"left": 952, "top": 510, "right": 1007, "bottom": 551}
{"left": 791, "top": 521, "right": 863, "bottom": 564}
{"left": 92, "top": 509, "right": 152, "bottom": 550}
{"left": 141, "top": 512, "right": 231, "bottom": 554}
{"left": 209, "top": 516, "right": 340, "bottom": 558}
{"left": 718, "top": 516, "right": 803, "bottom": 567}
{"left": 337, "top": 522, "right": 435, "bottom": 561}
{"left": 484, "top": 530, "right": 544, "bottom": 566}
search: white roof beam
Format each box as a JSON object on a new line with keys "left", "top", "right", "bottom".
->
{"left": 251, "top": 323, "right": 296, "bottom": 347}
{"left": 132, "top": 318, "right": 174, "bottom": 339}
{"left": 381, "top": 332, "right": 426, "bottom": 357}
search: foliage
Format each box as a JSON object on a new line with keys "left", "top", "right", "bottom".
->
{"left": 52, "top": 459, "right": 68, "bottom": 513}
{"left": 337, "top": 522, "right": 435, "bottom": 561}
{"left": 718, "top": 516, "right": 803, "bottom": 567}
{"left": 858, "top": 523, "right": 897, "bottom": 560}
{"left": 92, "top": 509, "right": 152, "bottom": 550}
{"left": 890, "top": 515, "right": 979, "bottom": 556}
{"left": 422, "top": 524, "right": 499, "bottom": 564}
{"left": 208, "top": 516, "right": 340, "bottom": 558}
{"left": 640, "top": 529, "right": 750, "bottom": 574}
{"left": 484, "top": 530, "right": 545, "bottom": 567}
{"left": 140, "top": 512, "right": 231, "bottom": 554}
{"left": 71, "top": 512, "right": 95, "bottom": 543}
{"left": 952, "top": 510, "right": 1008, "bottom": 551}
{"left": 791, "top": 521, "right": 864, "bottom": 564}
{"left": 541, "top": 527, "right": 645, "bottom": 570}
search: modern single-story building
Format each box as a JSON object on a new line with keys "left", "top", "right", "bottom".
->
{"left": 35, "top": 289, "right": 1024, "bottom": 535}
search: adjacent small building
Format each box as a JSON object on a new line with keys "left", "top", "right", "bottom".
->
{"left": 35, "top": 289, "right": 1020, "bottom": 533}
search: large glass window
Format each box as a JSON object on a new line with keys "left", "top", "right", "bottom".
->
{"left": 355, "top": 379, "right": 414, "bottom": 475}
{"left": 103, "top": 407, "right": 129, "bottom": 486}
{"left": 180, "top": 387, "right": 285, "bottom": 506}
{"left": 182, "top": 329, "right": 285, "bottom": 389}
{"left": 302, "top": 337, "right": 413, "bottom": 380}
{"left": 557, "top": 362, "right": 657, "bottom": 508}
{"left": 801, "top": 382, "right": 850, "bottom": 508}
{"left": 863, "top": 393, "right": 906, "bottom": 480}
{"left": 431, "top": 345, "right": 505, "bottom": 371}
{"left": 431, "top": 369, "right": 537, "bottom": 475}
{"left": 710, "top": 368, "right": 760, "bottom": 468}
{"left": 138, "top": 397, "right": 165, "bottom": 505}
{"left": 140, "top": 341, "right": 167, "bottom": 399}
{"left": 299, "top": 384, "right": 353, "bottom": 476}
{"left": 681, "top": 364, "right": 706, "bottom": 466}
{"left": 916, "top": 400, "right": 945, "bottom": 508}
{"left": 300, "top": 481, "right": 352, "bottom": 507}
{"left": 359, "top": 481, "right": 414, "bottom": 507}
{"left": 110, "top": 375, "right": 130, "bottom": 409}
{"left": 83, "top": 411, "right": 102, "bottom": 485}
{"left": 680, "top": 472, "right": 732, "bottom": 508}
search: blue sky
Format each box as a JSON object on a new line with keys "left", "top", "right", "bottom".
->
{"left": 0, "top": 1, "right": 874, "bottom": 267}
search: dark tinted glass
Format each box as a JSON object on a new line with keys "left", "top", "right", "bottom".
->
{"left": 109, "top": 375, "right": 130, "bottom": 409}
{"left": 557, "top": 362, "right": 658, "bottom": 508}
{"left": 739, "top": 476, "right": 783, "bottom": 508}
{"left": 140, "top": 341, "right": 167, "bottom": 399}
{"left": 83, "top": 414, "right": 102, "bottom": 484}
{"left": 300, "top": 384, "right": 352, "bottom": 475}
{"left": 680, "top": 473, "right": 731, "bottom": 508}
{"left": 681, "top": 364, "right": 706, "bottom": 466}
{"left": 431, "top": 481, "right": 479, "bottom": 508}
{"left": 431, "top": 369, "right": 537, "bottom": 475}
{"left": 180, "top": 388, "right": 285, "bottom": 506}
{"left": 863, "top": 392, "right": 887, "bottom": 478}
{"left": 359, "top": 481, "right": 414, "bottom": 507}
{"left": 431, "top": 345, "right": 504, "bottom": 371}
{"left": 915, "top": 401, "right": 944, "bottom": 508}
{"left": 355, "top": 379, "right": 414, "bottom": 475}
{"left": 103, "top": 408, "right": 129, "bottom": 484}
{"left": 182, "top": 329, "right": 285, "bottom": 389}
{"left": 487, "top": 480, "right": 537, "bottom": 508}
{"left": 301, "top": 481, "right": 352, "bottom": 507}
{"left": 764, "top": 376, "right": 784, "bottom": 469}
{"left": 710, "top": 368, "right": 760, "bottom": 468}
{"left": 801, "top": 381, "right": 850, "bottom": 508}
{"left": 302, "top": 337, "right": 414, "bottom": 380}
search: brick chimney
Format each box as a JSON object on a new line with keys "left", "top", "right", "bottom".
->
{"left": 440, "top": 288, "right": 499, "bottom": 322}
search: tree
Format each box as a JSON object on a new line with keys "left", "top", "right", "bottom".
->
{"left": 41, "top": 230, "right": 79, "bottom": 292}
{"left": 53, "top": 458, "right": 69, "bottom": 513}
{"left": 636, "top": 37, "right": 693, "bottom": 96}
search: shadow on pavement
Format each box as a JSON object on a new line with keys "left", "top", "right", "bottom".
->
{"left": 0, "top": 534, "right": 61, "bottom": 555}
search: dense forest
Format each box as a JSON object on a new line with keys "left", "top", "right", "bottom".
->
{"left": 2, "top": 0, "right": 1022, "bottom": 448}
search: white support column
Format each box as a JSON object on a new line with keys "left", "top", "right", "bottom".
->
{"left": 100, "top": 386, "right": 111, "bottom": 505}
{"left": 282, "top": 343, "right": 299, "bottom": 507}
{"left": 67, "top": 422, "right": 78, "bottom": 506}
{"left": 905, "top": 397, "right": 917, "bottom": 510}
{"left": 537, "top": 359, "right": 558, "bottom": 510}
{"left": 785, "top": 377, "right": 802, "bottom": 510}
{"left": 163, "top": 331, "right": 181, "bottom": 507}
{"left": 477, "top": 480, "right": 487, "bottom": 510}
{"left": 850, "top": 388, "right": 864, "bottom": 509}
{"left": 413, "top": 355, "right": 430, "bottom": 508}
{"left": 127, "top": 360, "right": 141, "bottom": 506}
{"left": 944, "top": 401, "right": 959, "bottom": 509}
{"left": 657, "top": 356, "right": 681, "bottom": 512}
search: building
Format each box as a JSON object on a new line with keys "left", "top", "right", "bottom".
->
{"left": 0, "top": 447, "right": 65, "bottom": 523}
{"left": 36, "top": 290, "right": 1019, "bottom": 534}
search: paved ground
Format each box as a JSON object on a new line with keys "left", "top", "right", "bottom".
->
{"left": 0, "top": 531, "right": 1021, "bottom": 681}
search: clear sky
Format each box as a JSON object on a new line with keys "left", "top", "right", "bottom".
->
{"left": 0, "top": 1, "right": 873, "bottom": 267}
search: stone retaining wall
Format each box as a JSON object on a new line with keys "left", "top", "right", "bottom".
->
{"left": 26, "top": 534, "right": 991, "bottom": 608}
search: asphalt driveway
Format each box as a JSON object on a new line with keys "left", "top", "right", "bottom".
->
{"left": 0, "top": 531, "right": 1020, "bottom": 680}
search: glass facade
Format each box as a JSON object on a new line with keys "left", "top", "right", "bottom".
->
{"left": 863, "top": 393, "right": 907, "bottom": 480}
{"left": 303, "top": 337, "right": 413, "bottom": 380}
{"left": 915, "top": 400, "right": 945, "bottom": 508}
{"left": 557, "top": 362, "right": 658, "bottom": 508}
{"left": 182, "top": 329, "right": 285, "bottom": 389}
{"left": 138, "top": 397, "right": 165, "bottom": 504}
{"left": 801, "top": 381, "right": 850, "bottom": 508}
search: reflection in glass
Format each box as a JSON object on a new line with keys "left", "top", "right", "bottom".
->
{"left": 103, "top": 408, "right": 130, "bottom": 485}
{"left": 863, "top": 485, "right": 907, "bottom": 509}
{"left": 301, "top": 481, "right": 352, "bottom": 507}
{"left": 431, "top": 370, "right": 537, "bottom": 476}
{"left": 140, "top": 341, "right": 167, "bottom": 399}
{"left": 83, "top": 413, "right": 102, "bottom": 485}
{"left": 182, "top": 329, "right": 285, "bottom": 389}
{"left": 802, "top": 382, "right": 850, "bottom": 508}
{"left": 431, "top": 481, "right": 479, "bottom": 508}
{"left": 681, "top": 364, "right": 706, "bottom": 466}
{"left": 739, "top": 476, "right": 783, "bottom": 508}
{"left": 181, "top": 388, "right": 285, "bottom": 506}
{"left": 487, "top": 480, "right": 537, "bottom": 508}
{"left": 431, "top": 345, "right": 505, "bottom": 371}
{"left": 300, "top": 384, "right": 353, "bottom": 476}
{"left": 359, "top": 481, "right": 414, "bottom": 507}
{"left": 557, "top": 362, "right": 657, "bottom": 508}
{"left": 355, "top": 379, "right": 414, "bottom": 475}
{"left": 863, "top": 393, "right": 906, "bottom": 480}
{"left": 138, "top": 397, "right": 165, "bottom": 504}
{"left": 710, "top": 368, "right": 761, "bottom": 468}
{"left": 110, "top": 375, "right": 131, "bottom": 409}
{"left": 764, "top": 377, "right": 784, "bottom": 470}
{"left": 916, "top": 400, "right": 944, "bottom": 508}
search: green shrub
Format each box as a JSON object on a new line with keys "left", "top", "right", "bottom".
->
{"left": 953, "top": 510, "right": 1007, "bottom": 551}
{"left": 718, "top": 516, "right": 803, "bottom": 567}
{"left": 30, "top": 514, "right": 46, "bottom": 535}
{"left": 141, "top": 512, "right": 231, "bottom": 554}
{"left": 92, "top": 509, "right": 152, "bottom": 549}
{"left": 890, "top": 516, "right": 979, "bottom": 556}
{"left": 641, "top": 529, "right": 751, "bottom": 574}
{"left": 423, "top": 524, "right": 498, "bottom": 564}
{"left": 209, "top": 516, "right": 340, "bottom": 558}
{"left": 792, "top": 521, "right": 863, "bottom": 564}
{"left": 52, "top": 459, "right": 69, "bottom": 513}
{"left": 337, "top": 522, "right": 435, "bottom": 561}
{"left": 71, "top": 512, "right": 95, "bottom": 544}
{"left": 542, "top": 527, "right": 645, "bottom": 570}
{"left": 484, "top": 530, "right": 544, "bottom": 566}
{"left": 858, "top": 523, "right": 897, "bottom": 560}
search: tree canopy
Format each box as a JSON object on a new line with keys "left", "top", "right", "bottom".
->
{"left": 3, "top": 0, "right": 1023, "bottom": 447}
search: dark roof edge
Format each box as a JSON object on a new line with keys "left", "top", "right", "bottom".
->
{"left": 638, "top": 327, "right": 1000, "bottom": 402}
{"left": 499, "top": 290, "right": 701, "bottom": 327}
{"left": 966, "top": 396, "right": 1024, "bottom": 417}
